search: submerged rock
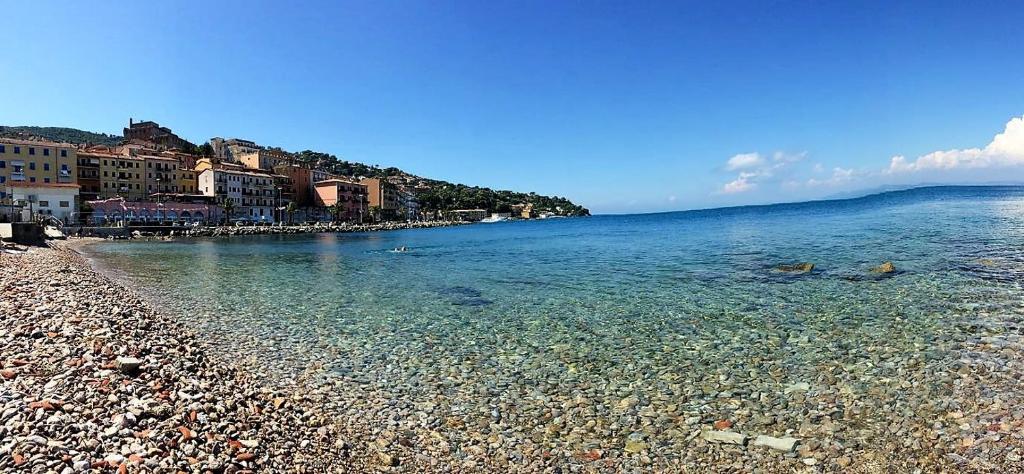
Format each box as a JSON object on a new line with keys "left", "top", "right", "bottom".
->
{"left": 776, "top": 263, "right": 814, "bottom": 273}
{"left": 871, "top": 261, "right": 896, "bottom": 273}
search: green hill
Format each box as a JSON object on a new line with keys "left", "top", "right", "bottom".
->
{"left": 0, "top": 125, "right": 122, "bottom": 146}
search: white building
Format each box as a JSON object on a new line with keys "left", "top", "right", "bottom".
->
{"left": 6, "top": 183, "right": 80, "bottom": 223}
{"left": 198, "top": 168, "right": 279, "bottom": 223}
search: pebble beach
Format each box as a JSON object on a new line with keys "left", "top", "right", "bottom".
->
{"left": 0, "top": 243, "right": 363, "bottom": 473}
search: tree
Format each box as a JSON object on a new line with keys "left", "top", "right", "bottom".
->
{"left": 222, "top": 199, "right": 235, "bottom": 225}
{"left": 327, "top": 204, "right": 341, "bottom": 223}
{"left": 198, "top": 142, "right": 215, "bottom": 158}
{"left": 286, "top": 201, "right": 297, "bottom": 226}
{"left": 368, "top": 205, "right": 381, "bottom": 222}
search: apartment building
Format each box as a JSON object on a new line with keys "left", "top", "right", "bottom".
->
{"left": 5, "top": 183, "right": 80, "bottom": 222}
{"left": 142, "top": 154, "right": 181, "bottom": 195}
{"left": 359, "top": 177, "right": 400, "bottom": 220}
{"left": 314, "top": 179, "right": 368, "bottom": 222}
{"left": 76, "top": 153, "right": 101, "bottom": 201}
{"left": 198, "top": 168, "right": 280, "bottom": 223}
{"left": 239, "top": 148, "right": 292, "bottom": 171}
{"left": 98, "top": 153, "right": 146, "bottom": 200}
{"left": 0, "top": 139, "right": 77, "bottom": 208}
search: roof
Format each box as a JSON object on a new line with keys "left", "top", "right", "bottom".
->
{"left": 0, "top": 138, "right": 75, "bottom": 148}
{"left": 6, "top": 183, "right": 81, "bottom": 189}
{"left": 315, "top": 178, "right": 364, "bottom": 186}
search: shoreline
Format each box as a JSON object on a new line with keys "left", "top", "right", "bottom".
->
{"left": 72, "top": 220, "right": 473, "bottom": 240}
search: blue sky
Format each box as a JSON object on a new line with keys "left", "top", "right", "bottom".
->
{"left": 2, "top": 1, "right": 1024, "bottom": 213}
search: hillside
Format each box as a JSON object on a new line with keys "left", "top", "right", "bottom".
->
{"left": 0, "top": 125, "right": 122, "bottom": 146}
{"left": 294, "top": 150, "right": 590, "bottom": 216}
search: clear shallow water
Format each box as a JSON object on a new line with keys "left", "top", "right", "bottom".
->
{"left": 88, "top": 186, "right": 1024, "bottom": 469}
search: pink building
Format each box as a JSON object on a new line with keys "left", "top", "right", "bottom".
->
{"left": 87, "top": 198, "right": 221, "bottom": 225}
{"left": 314, "top": 179, "right": 367, "bottom": 222}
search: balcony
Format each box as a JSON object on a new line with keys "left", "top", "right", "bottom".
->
{"left": 11, "top": 172, "right": 25, "bottom": 181}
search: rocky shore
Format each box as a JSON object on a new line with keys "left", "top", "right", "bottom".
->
{"left": 113, "top": 221, "right": 470, "bottom": 240}
{"left": 6, "top": 242, "right": 1024, "bottom": 473}
{"left": 0, "top": 244, "right": 367, "bottom": 473}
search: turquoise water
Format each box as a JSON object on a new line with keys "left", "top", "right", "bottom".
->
{"left": 88, "top": 186, "right": 1024, "bottom": 468}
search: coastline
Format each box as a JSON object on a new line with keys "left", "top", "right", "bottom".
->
{"left": 0, "top": 243, "right": 366, "bottom": 472}
{"left": 75, "top": 220, "right": 472, "bottom": 240}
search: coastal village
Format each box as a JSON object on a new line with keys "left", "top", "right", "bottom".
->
{"left": 0, "top": 119, "right": 587, "bottom": 230}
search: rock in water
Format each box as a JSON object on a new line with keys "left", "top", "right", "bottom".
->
{"left": 116, "top": 357, "right": 143, "bottom": 374}
{"left": 752, "top": 435, "right": 799, "bottom": 452}
{"left": 871, "top": 261, "right": 896, "bottom": 273}
{"left": 701, "top": 430, "right": 747, "bottom": 445}
{"left": 776, "top": 262, "right": 814, "bottom": 273}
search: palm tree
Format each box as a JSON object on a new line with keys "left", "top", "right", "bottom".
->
{"left": 286, "top": 201, "right": 297, "bottom": 226}
{"left": 222, "top": 199, "right": 235, "bottom": 226}
{"left": 327, "top": 204, "right": 341, "bottom": 223}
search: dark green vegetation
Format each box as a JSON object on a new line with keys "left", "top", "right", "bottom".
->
{"left": 0, "top": 126, "right": 122, "bottom": 146}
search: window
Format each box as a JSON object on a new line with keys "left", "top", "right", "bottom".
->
{"left": 59, "top": 201, "right": 69, "bottom": 208}
{"left": 44, "top": 178, "right": 51, "bottom": 183}
{"left": 60, "top": 150, "right": 67, "bottom": 157}
{"left": 29, "top": 177, "right": 36, "bottom": 183}
{"left": 0, "top": 145, "right": 4, "bottom": 152}
{"left": 0, "top": 160, "right": 4, "bottom": 168}
{"left": 29, "top": 162, "right": 36, "bottom": 170}
{"left": 43, "top": 149, "right": 50, "bottom": 156}
{"left": 39, "top": 201, "right": 48, "bottom": 207}
{"left": 103, "top": 160, "right": 108, "bottom": 166}
{"left": 0, "top": 177, "right": 4, "bottom": 183}
{"left": 44, "top": 163, "right": 50, "bottom": 171}
{"left": 13, "top": 146, "right": 20, "bottom": 154}
{"left": 29, "top": 148, "right": 35, "bottom": 155}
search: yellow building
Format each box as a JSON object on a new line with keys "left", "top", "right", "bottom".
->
{"left": 98, "top": 154, "right": 145, "bottom": 200}
{"left": 0, "top": 139, "right": 77, "bottom": 208}
{"left": 141, "top": 154, "right": 181, "bottom": 195}
{"left": 178, "top": 167, "right": 198, "bottom": 194}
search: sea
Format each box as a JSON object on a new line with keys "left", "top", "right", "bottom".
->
{"left": 85, "top": 185, "right": 1024, "bottom": 468}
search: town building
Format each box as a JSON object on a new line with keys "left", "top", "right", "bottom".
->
{"left": 87, "top": 198, "right": 218, "bottom": 225}
{"left": 76, "top": 153, "right": 101, "bottom": 202}
{"left": 5, "top": 183, "right": 80, "bottom": 223}
{"left": 313, "top": 179, "right": 368, "bottom": 222}
{"left": 198, "top": 167, "right": 281, "bottom": 223}
{"left": 451, "top": 209, "right": 488, "bottom": 221}
{"left": 358, "top": 177, "right": 400, "bottom": 220}
{"left": 239, "top": 148, "right": 292, "bottom": 171}
{"left": 97, "top": 153, "right": 146, "bottom": 201}
{"left": 123, "top": 119, "right": 194, "bottom": 151}
{"left": 397, "top": 188, "right": 420, "bottom": 221}
{"left": 209, "top": 138, "right": 259, "bottom": 163}
{"left": 178, "top": 167, "right": 199, "bottom": 195}
{"left": 273, "top": 164, "right": 333, "bottom": 207}
{"left": 0, "top": 139, "right": 77, "bottom": 212}
{"left": 142, "top": 154, "right": 182, "bottom": 195}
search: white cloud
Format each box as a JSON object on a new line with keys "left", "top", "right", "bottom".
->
{"left": 719, "top": 150, "right": 805, "bottom": 194}
{"left": 722, "top": 174, "right": 756, "bottom": 194}
{"left": 773, "top": 151, "right": 807, "bottom": 163}
{"left": 807, "top": 167, "right": 857, "bottom": 187}
{"left": 726, "top": 152, "right": 764, "bottom": 171}
{"left": 886, "top": 115, "right": 1024, "bottom": 174}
